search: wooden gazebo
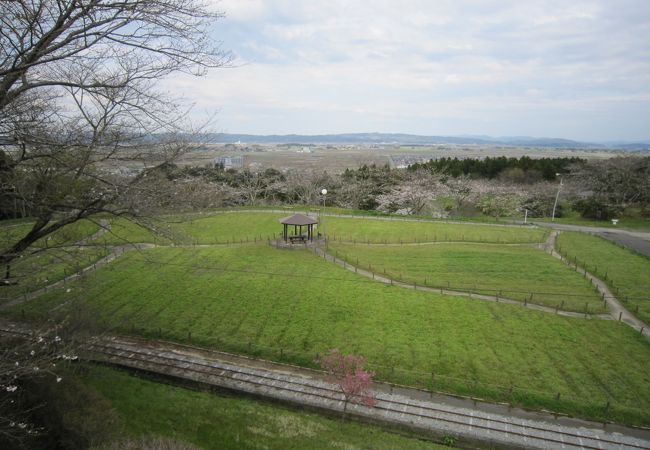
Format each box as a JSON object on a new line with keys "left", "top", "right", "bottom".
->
{"left": 280, "top": 213, "right": 318, "bottom": 243}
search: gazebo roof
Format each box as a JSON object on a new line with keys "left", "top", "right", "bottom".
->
{"left": 280, "top": 213, "right": 318, "bottom": 226}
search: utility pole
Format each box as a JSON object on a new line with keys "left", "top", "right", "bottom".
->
{"left": 551, "top": 173, "right": 563, "bottom": 222}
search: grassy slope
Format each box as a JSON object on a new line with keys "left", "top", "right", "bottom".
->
{"left": 84, "top": 365, "right": 448, "bottom": 450}
{"left": 324, "top": 217, "right": 548, "bottom": 243}
{"left": 96, "top": 212, "right": 547, "bottom": 246}
{"left": 168, "top": 212, "right": 286, "bottom": 243}
{"left": 556, "top": 231, "right": 650, "bottom": 323}
{"left": 92, "top": 217, "right": 170, "bottom": 245}
{"left": 327, "top": 243, "right": 603, "bottom": 312}
{"left": 1, "top": 219, "right": 100, "bottom": 249}
{"left": 11, "top": 245, "right": 650, "bottom": 424}
{"left": 1, "top": 219, "right": 107, "bottom": 301}
{"left": 0, "top": 247, "right": 109, "bottom": 301}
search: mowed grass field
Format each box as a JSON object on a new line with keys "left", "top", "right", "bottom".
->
{"left": 98, "top": 212, "right": 548, "bottom": 245}
{"left": 1, "top": 219, "right": 108, "bottom": 301}
{"left": 1, "top": 218, "right": 100, "bottom": 248}
{"left": 11, "top": 244, "right": 650, "bottom": 425}
{"left": 327, "top": 243, "right": 603, "bottom": 312}
{"left": 556, "top": 231, "right": 650, "bottom": 323}
{"left": 91, "top": 212, "right": 549, "bottom": 245}
{"left": 323, "top": 217, "right": 548, "bottom": 243}
{"left": 79, "top": 365, "right": 448, "bottom": 450}
{"left": 0, "top": 246, "right": 109, "bottom": 301}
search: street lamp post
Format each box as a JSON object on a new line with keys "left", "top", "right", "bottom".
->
{"left": 320, "top": 188, "right": 327, "bottom": 238}
{"left": 551, "top": 173, "right": 563, "bottom": 222}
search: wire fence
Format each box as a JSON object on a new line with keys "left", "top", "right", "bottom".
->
{"left": 322, "top": 232, "right": 546, "bottom": 245}
{"left": 556, "top": 245, "right": 650, "bottom": 308}
{"left": 8, "top": 237, "right": 650, "bottom": 316}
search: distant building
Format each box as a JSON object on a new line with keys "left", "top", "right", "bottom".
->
{"left": 214, "top": 156, "right": 244, "bottom": 169}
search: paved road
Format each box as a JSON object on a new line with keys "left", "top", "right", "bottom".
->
{"left": 533, "top": 222, "right": 650, "bottom": 257}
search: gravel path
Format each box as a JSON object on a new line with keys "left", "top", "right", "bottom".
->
{"left": 546, "top": 231, "right": 649, "bottom": 341}
{"left": 312, "top": 245, "right": 610, "bottom": 320}
{"left": 534, "top": 222, "right": 650, "bottom": 257}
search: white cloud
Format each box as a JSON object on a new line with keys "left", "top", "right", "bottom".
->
{"left": 187, "top": 0, "right": 650, "bottom": 140}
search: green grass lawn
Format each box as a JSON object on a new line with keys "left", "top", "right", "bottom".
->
{"left": 90, "top": 213, "right": 287, "bottom": 246}
{"left": 91, "top": 217, "right": 172, "bottom": 245}
{"left": 556, "top": 231, "right": 650, "bottom": 323}
{"left": 1, "top": 218, "right": 100, "bottom": 249}
{"left": 81, "top": 365, "right": 449, "bottom": 450}
{"left": 167, "top": 212, "right": 286, "bottom": 244}
{"left": 0, "top": 246, "right": 110, "bottom": 302}
{"left": 324, "top": 217, "right": 548, "bottom": 244}
{"left": 94, "top": 212, "right": 548, "bottom": 246}
{"left": 327, "top": 243, "right": 603, "bottom": 312}
{"left": 9, "top": 244, "right": 650, "bottom": 425}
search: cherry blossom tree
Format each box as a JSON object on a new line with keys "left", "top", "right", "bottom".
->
{"left": 0, "top": 321, "right": 80, "bottom": 446}
{"left": 316, "top": 349, "right": 376, "bottom": 415}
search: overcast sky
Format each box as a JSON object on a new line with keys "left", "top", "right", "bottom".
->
{"left": 168, "top": 0, "right": 650, "bottom": 141}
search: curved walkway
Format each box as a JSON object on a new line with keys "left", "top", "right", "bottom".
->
{"left": 5, "top": 222, "right": 646, "bottom": 337}
{"left": 75, "top": 219, "right": 111, "bottom": 246}
{"left": 0, "top": 243, "right": 156, "bottom": 311}
{"left": 312, "top": 245, "right": 609, "bottom": 320}
{"left": 546, "top": 231, "right": 649, "bottom": 341}
{"left": 534, "top": 222, "right": 650, "bottom": 257}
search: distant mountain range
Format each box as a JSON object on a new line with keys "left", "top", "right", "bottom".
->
{"left": 210, "top": 132, "right": 650, "bottom": 150}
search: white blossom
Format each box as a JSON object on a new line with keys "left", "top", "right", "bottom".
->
{"left": 6, "top": 385, "right": 17, "bottom": 392}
